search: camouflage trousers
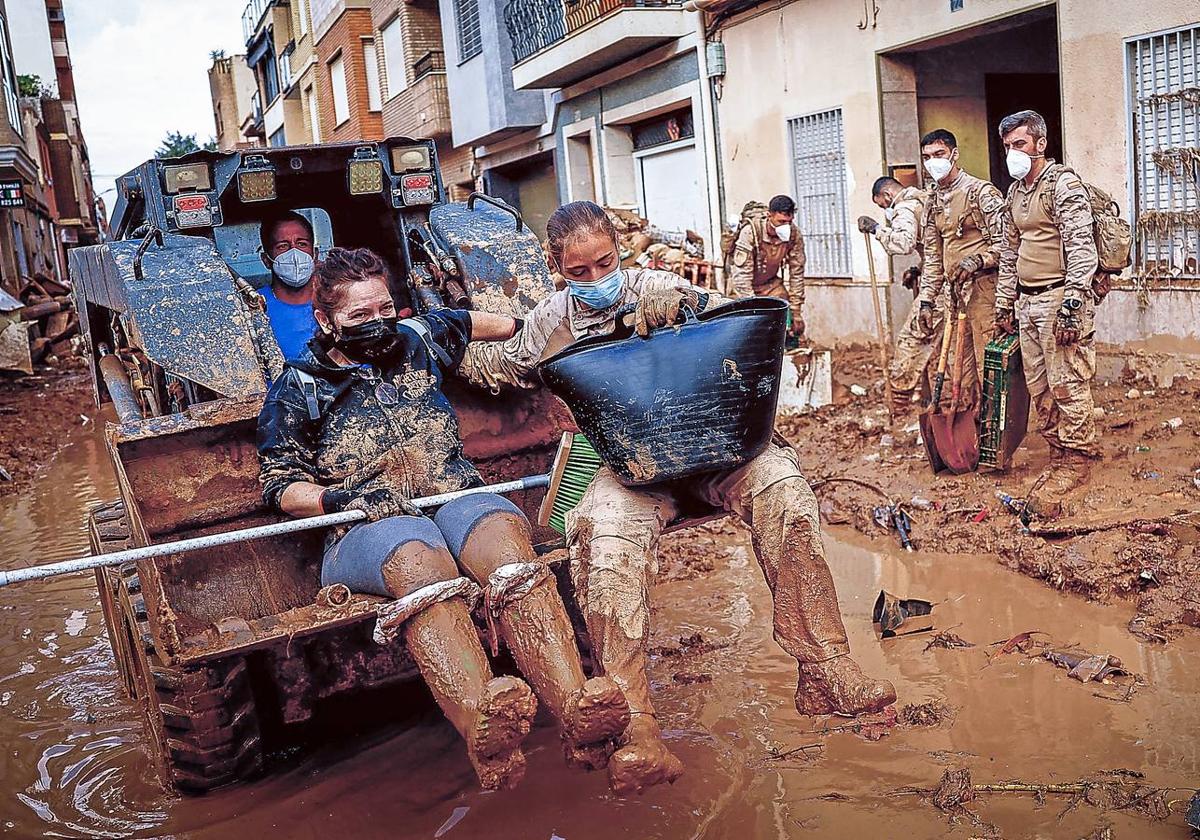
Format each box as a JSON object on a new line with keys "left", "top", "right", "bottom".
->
{"left": 889, "top": 290, "right": 947, "bottom": 412}
{"left": 930, "top": 270, "right": 996, "bottom": 411}
{"left": 565, "top": 444, "right": 850, "bottom": 717}
{"left": 1017, "top": 285, "right": 1099, "bottom": 455}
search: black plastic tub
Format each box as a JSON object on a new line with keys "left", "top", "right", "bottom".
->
{"left": 538, "top": 297, "right": 787, "bottom": 486}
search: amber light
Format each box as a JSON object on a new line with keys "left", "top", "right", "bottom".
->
{"left": 237, "top": 168, "right": 276, "bottom": 203}
{"left": 348, "top": 159, "right": 383, "bottom": 195}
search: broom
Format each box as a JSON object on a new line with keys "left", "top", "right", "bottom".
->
{"left": 538, "top": 431, "right": 605, "bottom": 535}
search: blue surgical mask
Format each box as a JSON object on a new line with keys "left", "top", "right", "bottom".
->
{"left": 270, "top": 247, "right": 315, "bottom": 289}
{"left": 567, "top": 268, "right": 624, "bottom": 309}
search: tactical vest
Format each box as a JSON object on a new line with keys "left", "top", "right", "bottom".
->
{"left": 1010, "top": 167, "right": 1066, "bottom": 287}
{"left": 932, "top": 176, "right": 992, "bottom": 273}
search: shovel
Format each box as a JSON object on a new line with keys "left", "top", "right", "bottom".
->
{"left": 919, "top": 299, "right": 956, "bottom": 473}
{"left": 924, "top": 310, "right": 980, "bottom": 474}
{"left": 864, "top": 232, "right": 894, "bottom": 422}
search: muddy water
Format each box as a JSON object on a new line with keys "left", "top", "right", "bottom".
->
{"left": 1, "top": 431, "right": 1198, "bottom": 837}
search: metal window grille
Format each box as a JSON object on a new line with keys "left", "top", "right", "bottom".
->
{"left": 1127, "top": 26, "right": 1199, "bottom": 280}
{"left": 0, "top": 15, "right": 20, "bottom": 132}
{"left": 454, "top": 0, "right": 483, "bottom": 62}
{"left": 788, "top": 109, "right": 851, "bottom": 277}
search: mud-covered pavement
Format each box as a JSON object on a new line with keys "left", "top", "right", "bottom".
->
{"left": 1, "top": 357, "right": 1199, "bottom": 837}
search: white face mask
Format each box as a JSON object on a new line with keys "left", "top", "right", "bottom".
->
{"left": 774, "top": 223, "right": 792, "bottom": 242}
{"left": 1006, "top": 149, "right": 1042, "bottom": 179}
{"left": 270, "top": 247, "right": 316, "bottom": 288}
{"left": 884, "top": 207, "right": 897, "bottom": 222}
{"left": 923, "top": 157, "right": 953, "bottom": 182}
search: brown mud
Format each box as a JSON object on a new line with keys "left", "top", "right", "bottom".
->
{"left": 780, "top": 347, "right": 1200, "bottom": 642}
{"left": 0, "top": 352, "right": 1198, "bottom": 836}
{"left": 0, "top": 364, "right": 95, "bottom": 497}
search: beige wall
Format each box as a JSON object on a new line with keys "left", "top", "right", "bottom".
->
{"left": 715, "top": 0, "right": 1200, "bottom": 347}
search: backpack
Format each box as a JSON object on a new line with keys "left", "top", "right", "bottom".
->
{"left": 1012, "top": 165, "right": 1133, "bottom": 275}
{"left": 721, "top": 200, "right": 770, "bottom": 272}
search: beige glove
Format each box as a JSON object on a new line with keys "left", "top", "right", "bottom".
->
{"left": 633, "top": 286, "right": 687, "bottom": 337}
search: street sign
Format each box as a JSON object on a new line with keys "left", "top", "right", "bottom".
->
{"left": 0, "top": 180, "right": 24, "bottom": 208}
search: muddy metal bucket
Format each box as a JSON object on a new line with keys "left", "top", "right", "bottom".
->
{"left": 539, "top": 297, "right": 788, "bottom": 486}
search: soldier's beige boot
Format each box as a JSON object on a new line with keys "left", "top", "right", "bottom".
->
{"left": 1027, "top": 448, "right": 1094, "bottom": 519}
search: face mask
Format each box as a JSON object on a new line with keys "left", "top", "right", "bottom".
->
{"left": 270, "top": 247, "right": 315, "bottom": 289}
{"left": 1006, "top": 149, "right": 1042, "bottom": 180}
{"left": 332, "top": 316, "right": 401, "bottom": 363}
{"left": 884, "top": 207, "right": 897, "bottom": 222}
{"left": 774, "top": 223, "right": 792, "bottom": 242}
{"left": 567, "top": 268, "right": 624, "bottom": 310}
{"left": 923, "top": 157, "right": 953, "bottom": 182}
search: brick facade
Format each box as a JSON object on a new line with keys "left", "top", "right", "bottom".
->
{"left": 314, "top": 6, "right": 383, "bottom": 142}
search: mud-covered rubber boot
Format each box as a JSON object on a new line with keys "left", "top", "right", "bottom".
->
{"left": 794, "top": 655, "right": 897, "bottom": 717}
{"left": 1027, "top": 449, "right": 1094, "bottom": 520}
{"left": 440, "top": 494, "right": 630, "bottom": 771}
{"left": 467, "top": 676, "right": 538, "bottom": 791}
{"left": 608, "top": 713, "right": 685, "bottom": 796}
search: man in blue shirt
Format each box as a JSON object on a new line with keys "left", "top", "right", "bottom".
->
{"left": 259, "top": 211, "right": 319, "bottom": 360}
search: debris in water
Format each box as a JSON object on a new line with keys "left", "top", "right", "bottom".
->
{"left": 433, "top": 806, "right": 470, "bottom": 838}
{"left": 1186, "top": 790, "right": 1200, "bottom": 831}
{"left": 923, "top": 628, "right": 975, "bottom": 652}
{"left": 872, "top": 505, "right": 914, "bottom": 551}
{"left": 807, "top": 705, "right": 897, "bottom": 740}
{"left": 672, "top": 671, "right": 712, "bottom": 685}
{"left": 765, "top": 741, "right": 824, "bottom": 761}
{"left": 898, "top": 699, "right": 953, "bottom": 727}
{"left": 991, "top": 630, "right": 1049, "bottom": 657}
{"left": 872, "top": 590, "right": 934, "bottom": 638}
{"left": 649, "top": 632, "right": 729, "bottom": 658}
{"left": 1042, "top": 649, "right": 1130, "bottom": 683}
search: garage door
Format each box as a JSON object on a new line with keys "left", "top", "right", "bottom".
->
{"left": 639, "top": 143, "right": 708, "bottom": 245}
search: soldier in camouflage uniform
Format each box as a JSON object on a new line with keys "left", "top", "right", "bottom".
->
{"left": 858, "top": 177, "right": 934, "bottom": 417}
{"left": 728, "top": 194, "right": 807, "bottom": 341}
{"left": 916, "top": 130, "right": 1006, "bottom": 411}
{"left": 993, "top": 110, "right": 1100, "bottom": 518}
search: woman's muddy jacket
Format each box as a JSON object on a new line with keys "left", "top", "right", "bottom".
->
{"left": 257, "top": 309, "right": 481, "bottom": 512}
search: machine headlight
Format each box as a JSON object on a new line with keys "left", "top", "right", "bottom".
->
{"left": 390, "top": 144, "right": 431, "bottom": 172}
{"left": 237, "top": 155, "right": 276, "bottom": 203}
{"left": 163, "top": 163, "right": 212, "bottom": 194}
{"left": 348, "top": 147, "right": 384, "bottom": 196}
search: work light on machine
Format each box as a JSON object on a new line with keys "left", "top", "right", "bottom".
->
{"left": 236, "top": 155, "right": 277, "bottom": 203}
{"left": 163, "top": 163, "right": 212, "bottom": 194}
{"left": 347, "top": 147, "right": 384, "bottom": 196}
{"left": 390, "top": 143, "right": 430, "bottom": 172}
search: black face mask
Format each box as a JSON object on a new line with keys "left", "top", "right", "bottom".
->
{"left": 332, "top": 316, "right": 401, "bottom": 363}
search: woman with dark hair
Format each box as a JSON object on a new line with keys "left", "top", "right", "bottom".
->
{"left": 257, "top": 246, "right": 629, "bottom": 791}
{"left": 460, "top": 202, "right": 895, "bottom": 795}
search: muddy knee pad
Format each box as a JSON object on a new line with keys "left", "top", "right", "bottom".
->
{"left": 322, "top": 515, "right": 451, "bottom": 597}
{"left": 434, "top": 493, "right": 532, "bottom": 566}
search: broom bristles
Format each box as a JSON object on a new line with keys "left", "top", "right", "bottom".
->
{"left": 539, "top": 432, "right": 604, "bottom": 534}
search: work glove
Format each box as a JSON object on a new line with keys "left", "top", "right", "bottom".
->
{"left": 323, "top": 482, "right": 421, "bottom": 522}
{"left": 857, "top": 215, "right": 879, "bottom": 235}
{"left": 633, "top": 285, "right": 687, "bottom": 337}
{"left": 993, "top": 309, "right": 1017, "bottom": 339}
{"left": 951, "top": 254, "right": 984, "bottom": 285}
{"left": 916, "top": 301, "right": 935, "bottom": 335}
{"left": 901, "top": 265, "right": 921, "bottom": 293}
{"left": 1053, "top": 301, "right": 1083, "bottom": 346}
{"left": 790, "top": 313, "right": 806, "bottom": 339}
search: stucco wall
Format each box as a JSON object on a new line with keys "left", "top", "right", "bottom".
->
{"left": 715, "top": 0, "right": 1200, "bottom": 350}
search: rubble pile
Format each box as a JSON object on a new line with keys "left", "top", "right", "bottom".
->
{"left": 604, "top": 206, "right": 713, "bottom": 287}
{"left": 0, "top": 274, "right": 82, "bottom": 374}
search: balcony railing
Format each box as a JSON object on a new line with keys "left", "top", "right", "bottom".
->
{"left": 242, "top": 0, "right": 271, "bottom": 43}
{"left": 251, "top": 90, "right": 263, "bottom": 126}
{"left": 412, "top": 50, "right": 446, "bottom": 83}
{"left": 504, "top": 0, "right": 680, "bottom": 64}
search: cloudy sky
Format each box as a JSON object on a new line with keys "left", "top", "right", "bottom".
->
{"left": 61, "top": 0, "right": 249, "bottom": 211}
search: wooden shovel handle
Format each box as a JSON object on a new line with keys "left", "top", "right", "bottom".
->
{"left": 929, "top": 300, "right": 956, "bottom": 409}
{"left": 949, "top": 312, "right": 969, "bottom": 410}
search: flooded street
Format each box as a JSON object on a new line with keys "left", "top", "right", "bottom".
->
{"left": 1, "top": 428, "right": 1197, "bottom": 838}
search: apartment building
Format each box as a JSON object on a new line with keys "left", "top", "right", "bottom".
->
{"left": 208, "top": 54, "right": 260, "bottom": 150}
{"left": 488, "top": 0, "right": 721, "bottom": 249}
{"left": 311, "top": 0, "right": 383, "bottom": 143}
{"left": 705, "top": 0, "right": 1200, "bottom": 351}
{"left": 242, "top": 0, "right": 315, "bottom": 147}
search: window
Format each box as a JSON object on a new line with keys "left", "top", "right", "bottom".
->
{"left": 306, "top": 85, "right": 321, "bottom": 143}
{"left": 329, "top": 53, "right": 349, "bottom": 126}
{"left": 279, "top": 48, "right": 292, "bottom": 90}
{"left": 363, "top": 39, "right": 382, "bottom": 111}
{"left": 297, "top": 0, "right": 308, "bottom": 35}
{"left": 269, "top": 127, "right": 287, "bottom": 147}
{"left": 0, "top": 16, "right": 20, "bottom": 132}
{"left": 788, "top": 108, "right": 851, "bottom": 277}
{"left": 261, "top": 48, "right": 279, "bottom": 103}
{"left": 453, "top": 0, "right": 482, "bottom": 62}
{"left": 381, "top": 16, "right": 406, "bottom": 97}
{"left": 1127, "top": 26, "right": 1199, "bottom": 280}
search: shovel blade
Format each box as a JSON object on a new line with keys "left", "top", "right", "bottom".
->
{"left": 926, "top": 408, "right": 980, "bottom": 474}
{"left": 918, "top": 410, "right": 947, "bottom": 474}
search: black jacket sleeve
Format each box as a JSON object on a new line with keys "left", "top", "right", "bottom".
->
{"left": 405, "top": 309, "right": 474, "bottom": 372}
{"left": 256, "top": 368, "right": 322, "bottom": 510}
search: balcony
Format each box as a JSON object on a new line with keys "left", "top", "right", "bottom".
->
{"left": 241, "top": 0, "right": 271, "bottom": 43}
{"left": 504, "top": 0, "right": 689, "bottom": 90}
{"left": 382, "top": 51, "right": 452, "bottom": 140}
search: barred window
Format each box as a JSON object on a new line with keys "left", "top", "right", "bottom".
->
{"left": 788, "top": 108, "right": 851, "bottom": 277}
{"left": 1127, "top": 25, "right": 1199, "bottom": 279}
{"left": 454, "top": 0, "right": 483, "bottom": 63}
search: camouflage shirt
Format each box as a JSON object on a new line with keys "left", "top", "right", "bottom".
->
{"left": 874, "top": 186, "right": 928, "bottom": 257}
{"left": 918, "top": 170, "right": 1006, "bottom": 306}
{"left": 458, "top": 267, "right": 729, "bottom": 392}
{"left": 996, "top": 162, "right": 1099, "bottom": 311}
{"left": 727, "top": 217, "right": 805, "bottom": 315}
{"left": 257, "top": 310, "right": 480, "bottom": 511}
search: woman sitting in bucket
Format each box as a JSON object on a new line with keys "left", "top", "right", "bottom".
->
{"left": 256, "top": 246, "right": 630, "bottom": 791}
{"left": 459, "top": 201, "right": 896, "bottom": 795}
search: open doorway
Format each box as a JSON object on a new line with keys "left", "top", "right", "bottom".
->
{"left": 878, "top": 6, "right": 1061, "bottom": 191}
